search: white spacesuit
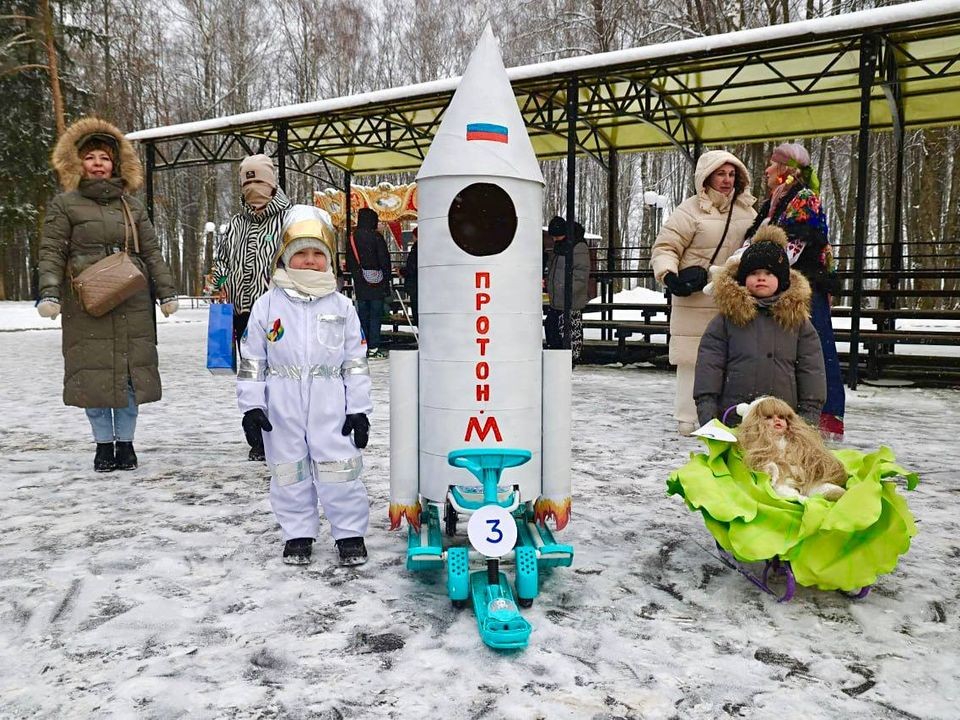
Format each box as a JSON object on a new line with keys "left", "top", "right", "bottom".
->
{"left": 238, "top": 207, "right": 372, "bottom": 549}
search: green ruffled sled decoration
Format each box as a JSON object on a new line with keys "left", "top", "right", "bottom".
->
{"left": 666, "top": 432, "right": 919, "bottom": 592}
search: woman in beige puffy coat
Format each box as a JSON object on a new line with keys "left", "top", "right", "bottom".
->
{"left": 651, "top": 150, "right": 756, "bottom": 435}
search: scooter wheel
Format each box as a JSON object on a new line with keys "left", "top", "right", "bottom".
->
{"left": 452, "top": 599, "right": 467, "bottom": 609}
{"left": 518, "top": 598, "right": 534, "bottom": 609}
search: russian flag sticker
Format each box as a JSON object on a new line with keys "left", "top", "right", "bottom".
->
{"left": 466, "top": 123, "right": 508, "bottom": 143}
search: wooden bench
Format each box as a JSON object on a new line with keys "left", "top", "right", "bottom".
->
{"left": 581, "top": 318, "right": 668, "bottom": 335}
{"left": 583, "top": 302, "right": 668, "bottom": 314}
{"left": 383, "top": 312, "right": 415, "bottom": 332}
{"left": 834, "top": 288, "right": 960, "bottom": 299}
{"left": 581, "top": 302, "right": 668, "bottom": 341}
{"left": 580, "top": 318, "right": 670, "bottom": 359}
{"left": 830, "top": 328, "right": 960, "bottom": 382}
{"left": 578, "top": 339, "right": 670, "bottom": 366}
{"left": 829, "top": 307, "right": 960, "bottom": 321}
{"left": 833, "top": 329, "right": 960, "bottom": 346}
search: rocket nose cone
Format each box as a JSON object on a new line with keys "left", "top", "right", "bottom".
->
{"left": 481, "top": 21, "right": 496, "bottom": 45}
{"left": 416, "top": 25, "right": 543, "bottom": 185}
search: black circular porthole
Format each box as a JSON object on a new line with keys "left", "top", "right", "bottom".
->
{"left": 447, "top": 183, "right": 517, "bottom": 256}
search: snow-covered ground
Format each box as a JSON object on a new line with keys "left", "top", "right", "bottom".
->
{"left": 1, "top": 301, "right": 958, "bottom": 719}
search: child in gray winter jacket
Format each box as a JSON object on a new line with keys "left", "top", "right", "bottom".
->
{"left": 693, "top": 225, "right": 826, "bottom": 427}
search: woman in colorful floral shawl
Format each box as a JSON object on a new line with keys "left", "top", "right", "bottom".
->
{"left": 744, "top": 143, "right": 845, "bottom": 441}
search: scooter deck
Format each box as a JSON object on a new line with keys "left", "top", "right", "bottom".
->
{"left": 470, "top": 571, "right": 531, "bottom": 650}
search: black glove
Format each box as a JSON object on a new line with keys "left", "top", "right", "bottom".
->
{"left": 341, "top": 413, "right": 370, "bottom": 449}
{"left": 242, "top": 409, "right": 273, "bottom": 446}
{"left": 663, "top": 271, "right": 692, "bottom": 297}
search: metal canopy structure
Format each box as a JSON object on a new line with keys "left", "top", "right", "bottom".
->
{"left": 129, "top": 0, "right": 960, "bottom": 387}
{"left": 129, "top": 0, "right": 960, "bottom": 179}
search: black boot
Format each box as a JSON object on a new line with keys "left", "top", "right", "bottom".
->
{"left": 283, "top": 538, "right": 314, "bottom": 565}
{"left": 335, "top": 537, "right": 368, "bottom": 566}
{"left": 94, "top": 443, "right": 116, "bottom": 472}
{"left": 114, "top": 441, "right": 138, "bottom": 471}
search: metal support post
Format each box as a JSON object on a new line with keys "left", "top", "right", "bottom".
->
{"left": 145, "top": 143, "right": 155, "bottom": 222}
{"left": 605, "top": 148, "right": 619, "bottom": 341}
{"left": 277, "top": 122, "right": 288, "bottom": 192}
{"left": 848, "top": 34, "right": 878, "bottom": 390}
{"left": 883, "top": 43, "right": 906, "bottom": 363}
{"left": 563, "top": 75, "right": 578, "bottom": 351}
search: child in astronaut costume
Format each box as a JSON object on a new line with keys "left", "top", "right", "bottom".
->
{"left": 237, "top": 205, "right": 372, "bottom": 566}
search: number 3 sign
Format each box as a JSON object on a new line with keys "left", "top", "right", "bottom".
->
{"left": 467, "top": 504, "right": 517, "bottom": 557}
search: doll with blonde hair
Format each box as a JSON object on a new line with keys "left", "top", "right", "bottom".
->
{"left": 669, "top": 397, "right": 919, "bottom": 593}
{"left": 737, "top": 396, "right": 847, "bottom": 501}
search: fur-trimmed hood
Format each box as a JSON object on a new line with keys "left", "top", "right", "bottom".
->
{"left": 714, "top": 230, "right": 812, "bottom": 329}
{"left": 51, "top": 117, "right": 143, "bottom": 193}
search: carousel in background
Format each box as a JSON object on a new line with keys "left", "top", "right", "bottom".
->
{"left": 314, "top": 182, "right": 419, "bottom": 256}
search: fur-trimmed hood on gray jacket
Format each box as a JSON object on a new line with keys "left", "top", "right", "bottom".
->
{"left": 693, "top": 227, "right": 826, "bottom": 426}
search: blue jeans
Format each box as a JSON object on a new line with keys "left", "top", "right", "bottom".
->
{"left": 85, "top": 383, "right": 139, "bottom": 443}
{"left": 356, "top": 298, "right": 384, "bottom": 350}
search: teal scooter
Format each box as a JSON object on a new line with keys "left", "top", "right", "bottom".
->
{"left": 406, "top": 447, "right": 574, "bottom": 650}
{"left": 449, "top": 448, "right": 532, "bottom": 650}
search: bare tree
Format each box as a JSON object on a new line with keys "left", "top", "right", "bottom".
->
{"left": 39, "top": 0, "right": 64, "bottom": 135}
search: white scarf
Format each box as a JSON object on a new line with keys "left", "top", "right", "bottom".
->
{"left": 272, "top": 267, "right": 337, "bottom": 298}
{"left": 705, "top": 186, "right": 733, "bottom": 213}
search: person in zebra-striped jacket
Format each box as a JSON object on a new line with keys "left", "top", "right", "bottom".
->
{"left": 214, "top": 154, "right": 291, "bottom": 460}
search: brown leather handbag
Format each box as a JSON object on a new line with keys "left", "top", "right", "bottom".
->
{"left": 72, "top": 198, "right": 148, "bottom": 317}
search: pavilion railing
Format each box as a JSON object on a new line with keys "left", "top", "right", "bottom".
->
{"left": 341, "top": 245, "right": 960, "bottom": 386}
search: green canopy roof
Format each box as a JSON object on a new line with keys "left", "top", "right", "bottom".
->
{"left": 128, "top": 0, "right": 960, "bottom": 176}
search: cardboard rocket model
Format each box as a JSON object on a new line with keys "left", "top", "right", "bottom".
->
{"left": 389, "top": 25, "right": 573, "bottom": 532}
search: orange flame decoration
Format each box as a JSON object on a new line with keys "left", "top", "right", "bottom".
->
{"left": 389, "top": 502, "right": 422, "bottom": 532}
{"left": 534, "top": 496, "right": 572, "bottom": 531}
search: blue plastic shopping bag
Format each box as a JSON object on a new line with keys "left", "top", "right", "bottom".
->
{"left": 206, "top": 302, "right": 236, "bottom": 374}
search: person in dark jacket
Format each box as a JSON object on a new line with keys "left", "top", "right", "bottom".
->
{"left": 694, "top": 225, "right": 825, "bottom": 428}
{"left": 544, "top": 216, "right": 590, "bottom": 362}
{"left": 346, "top": 208, "right": 393, "bottom": 358}
{"left": 744, "top": 142, "right": 844, "bottom": 441}
{"left": 37, "top": 117, "right": 178, "bottom": 472}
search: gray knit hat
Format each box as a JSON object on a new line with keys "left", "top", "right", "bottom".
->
{"left": 281, "top": 237, "right": 331, "bottom": 268}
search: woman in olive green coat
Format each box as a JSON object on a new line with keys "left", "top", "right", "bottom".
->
{"left": 38, "top": 117, "right": 178, "bottom": 472}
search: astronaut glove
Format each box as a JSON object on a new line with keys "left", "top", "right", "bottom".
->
{"left": 341, "top": 413, "right": 370, "bottom": 449}
{"left": 242, "top": 408, "right": 273, "bottom": 446}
